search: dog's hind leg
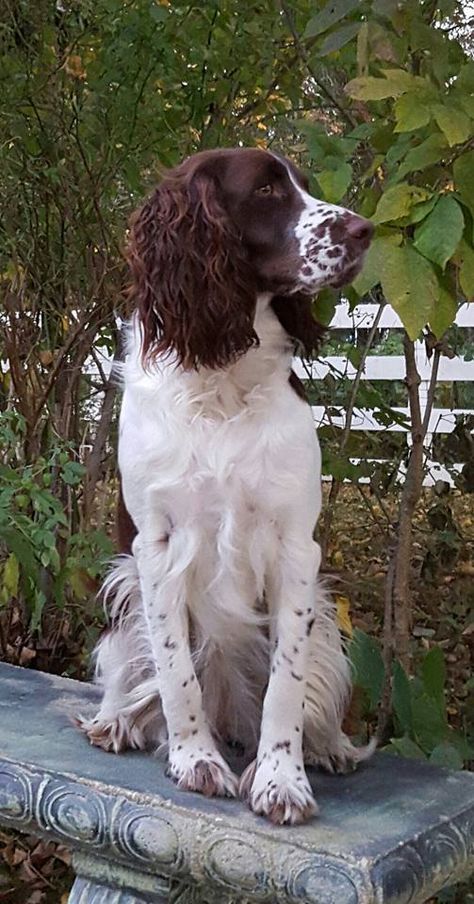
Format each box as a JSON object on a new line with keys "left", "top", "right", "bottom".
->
{"left": 76, "top": 556, "right": 163, "bottom": 753}
{"left": 303, "top": 583, "right": 376, "bottom": 772}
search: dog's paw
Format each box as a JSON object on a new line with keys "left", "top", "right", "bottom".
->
{"left": 75, "top": 713, "right": 146, "bottom": 754}
{"left": 239, "top": 756, "right": 318, "bottom": 825}
{"left": 168, "top": 742, "right": 238, "bottom": 798}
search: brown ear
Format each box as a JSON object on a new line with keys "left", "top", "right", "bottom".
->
{"left": 126, "top": 164, "right": 258, "bottom": 370}
{"left": 270, "top": 294, "right": 325, "bottom": 357}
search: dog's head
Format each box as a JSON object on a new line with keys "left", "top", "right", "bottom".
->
{"left": 127, "top": 148, "right": 373, "bottom": 369}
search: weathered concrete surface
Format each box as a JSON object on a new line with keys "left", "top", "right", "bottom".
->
{"left": 0, "top": 661, "right": 473, "bottom": 903}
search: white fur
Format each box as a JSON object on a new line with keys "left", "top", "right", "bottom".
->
{"left": 77, "top": 291, "right": 374, "bottom": 824}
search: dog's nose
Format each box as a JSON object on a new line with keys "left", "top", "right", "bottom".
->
{"left": 346, "top": 215, "right": 374, "bottom": 243}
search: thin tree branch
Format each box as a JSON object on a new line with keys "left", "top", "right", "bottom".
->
{"left": 422, "top": 345, "right": 441, "bottom": 437}
{"left": 280, "top": 1, "right": 358, "bottom": 128}
{"left": 320, "top": 299, "right": 385, "bottom": 562}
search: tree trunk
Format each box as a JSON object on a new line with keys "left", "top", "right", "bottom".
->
{"left": 83, "top": 342, "right": 121, "bottom": 521}
{"left": 384, "top": 335, "right": 441, "bottom": 673}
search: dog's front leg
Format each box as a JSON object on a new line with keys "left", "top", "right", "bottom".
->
{"left": 240, "top": 537, "right": 319, "bottom": 824}
{"left": 134, "top": 529, "right": 238, "bottom": 798}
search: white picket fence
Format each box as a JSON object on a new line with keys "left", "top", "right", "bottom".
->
{"left": 293, "top": 301, "right": 474, "bottom": 486}
{"left": 83, "top": 302, "right": 474, "bottom": 486}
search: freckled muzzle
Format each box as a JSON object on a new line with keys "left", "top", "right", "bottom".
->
{"left": 295, "top": 203, "right": 374, "bottom": 292}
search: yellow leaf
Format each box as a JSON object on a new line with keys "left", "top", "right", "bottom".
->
{"left": 19, "top": 646, "right": 36, "bottom": 666}
{"left": 336, "top": 595, "right": 353, "bottom": 637}
{"left": 3, "top": 553, "right": 19, "bottom": 597}
{"left": 333, "top": 549, "right": 344, "bottom": 567}
{"left": 457, "top": 562, "right": 474, "bottom": 576}
{"left": 64, "top": 54, "right": 86, "bottom": 80}
{"left": 69, "top": 569, "right": 87, "bottom": 599}
{"left": 3, "top": 261, "right": 25, "bottom": 288}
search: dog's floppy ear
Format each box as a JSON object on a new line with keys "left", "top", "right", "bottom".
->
{"left": 270, "top": 294, "right": 326, "bottom": 357}
{"left": 126, "top": 159, "right": 258, "bottom": 370}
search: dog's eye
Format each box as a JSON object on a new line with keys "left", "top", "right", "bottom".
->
{"left": 255, "top": 184, "right": 274, "bottom": 196}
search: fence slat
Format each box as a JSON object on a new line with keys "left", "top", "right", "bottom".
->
{"left": 304, "top": 302, "right": 473, "bottom": 487}
{"left": 312, "top": 406, "right": 473, "bottom": 433}
{"left": 295, "top": 352, "right": 474, "bottom": 381}
{"left": 329, "top": 301, "right": 474, "bottom": 329}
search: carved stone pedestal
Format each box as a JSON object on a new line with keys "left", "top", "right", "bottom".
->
{"left": 68, "top": 853, "right": 170, "bottom": 902}
{"left": 0, "top": 663, "right": 473, "bottom": 903}
{"left": 69, "top": 876, "right": 160, "bottom": 903}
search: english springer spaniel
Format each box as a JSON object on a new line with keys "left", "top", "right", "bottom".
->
{"left": 78, "top": 148, "right": 374, "bottom": 825}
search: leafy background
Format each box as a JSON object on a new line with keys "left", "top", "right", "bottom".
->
{"left": 0, "top": 0, "right": 473, "bottom": 900}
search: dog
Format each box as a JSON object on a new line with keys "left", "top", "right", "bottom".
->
{"left": 78, "top": 148, "right": 374, "bottom": 824}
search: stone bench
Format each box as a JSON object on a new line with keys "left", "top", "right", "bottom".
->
{"left": 0, "top": 662, "right": 473, "bottom": 903}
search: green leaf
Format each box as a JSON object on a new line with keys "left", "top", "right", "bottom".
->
{"left": 367, "top": 22, "right": 399, "bottom": 66}
{"left": 412, "top": 693, "right": 448, "bottom": 753}
{"left": 456, "top": 61, "right": 474, "bottom": 92}
{"left": 317, "top": 163, "right": 353, "bottom": 202}
{"left": 348, "top": 345, "right": 363, "bottom": 368}
{"left": 429, "top": 274, "right": 458, "bottom": 338}
{"left": 346, "top": 69, "right": 427, "bottom": 101}
{"left": 409, "top": 17, "right": 451, "bottom": 56}
{"left": 319, "top": 22, "right": 360, "bottom": 56}
{"left": 399, "top": 195, "right": 438, "bottom": 226}
{"left": 356, "top": 21, "right": 369, "bottom": 74}
{"left": 352, "top": 234, "right": 401, "bottom": 296}
{"left": 349, "top": 628, "right": 385, "bottom": 711}
{"left": 448, "top": 732, "right": 474, "bottom": 762}
{"left": 3, "top": 553, "right": 19, "bottom": 597}
{"left": 299, "top": 121, "right": 348, "bottom": 161}
{"left": 344, "top": 76, "right": 395, "bottom": 101}
{"left": 453, "top": 151, "right": 474, "bottom": 216}
{"left": 30, "top": 589, "right": 46, "bottom": 633}
{"left": 373, "top": 0, "right": 403, "bottom": 17}
{"left": 303, "top": 0, "right": 360, "bottom": 39}
{"left": 414, "top": 195, "right": 464, "bottom": 269}
{"left": 457, "top": 93, "right": 474, "bottom": 119}
{"left": 150, "top": 4, "right": 169, "bottom": 23}
{"left": 387, "top": 736, "right": 426, "bottom": 760}
{"left": 314, "top": 288, "right": 337, "bottom": 326}
{"left": 458, "top": 239, "right": 474, "bottom": 300}
{"left": 429, "top": 742, "right": 463, "bottom": 770}
{"left": 375, "top": 244, "right": 439, "bottom": 338}
{"left": 397, "top": 134, "right": 448, "bottom": 179}
{"left": 421, "top": 647, "right": 446, "bottom": 705}
{"left": 372, "top": 184, "right": 431, "bottom": 224}
{"left": 432, "top": 104, "right": 472, "bottom": 147}
{"left": 392, "top": 660, "right": 413, "bottom": 736}
{"left": 394, "top": 93, "right": 431, "bottom": 132}
{"left": 0, "top": 527, "right": 39, "bottom": 587}
{"left": 61, "top": 460, "right": 85, "bottom": 486}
